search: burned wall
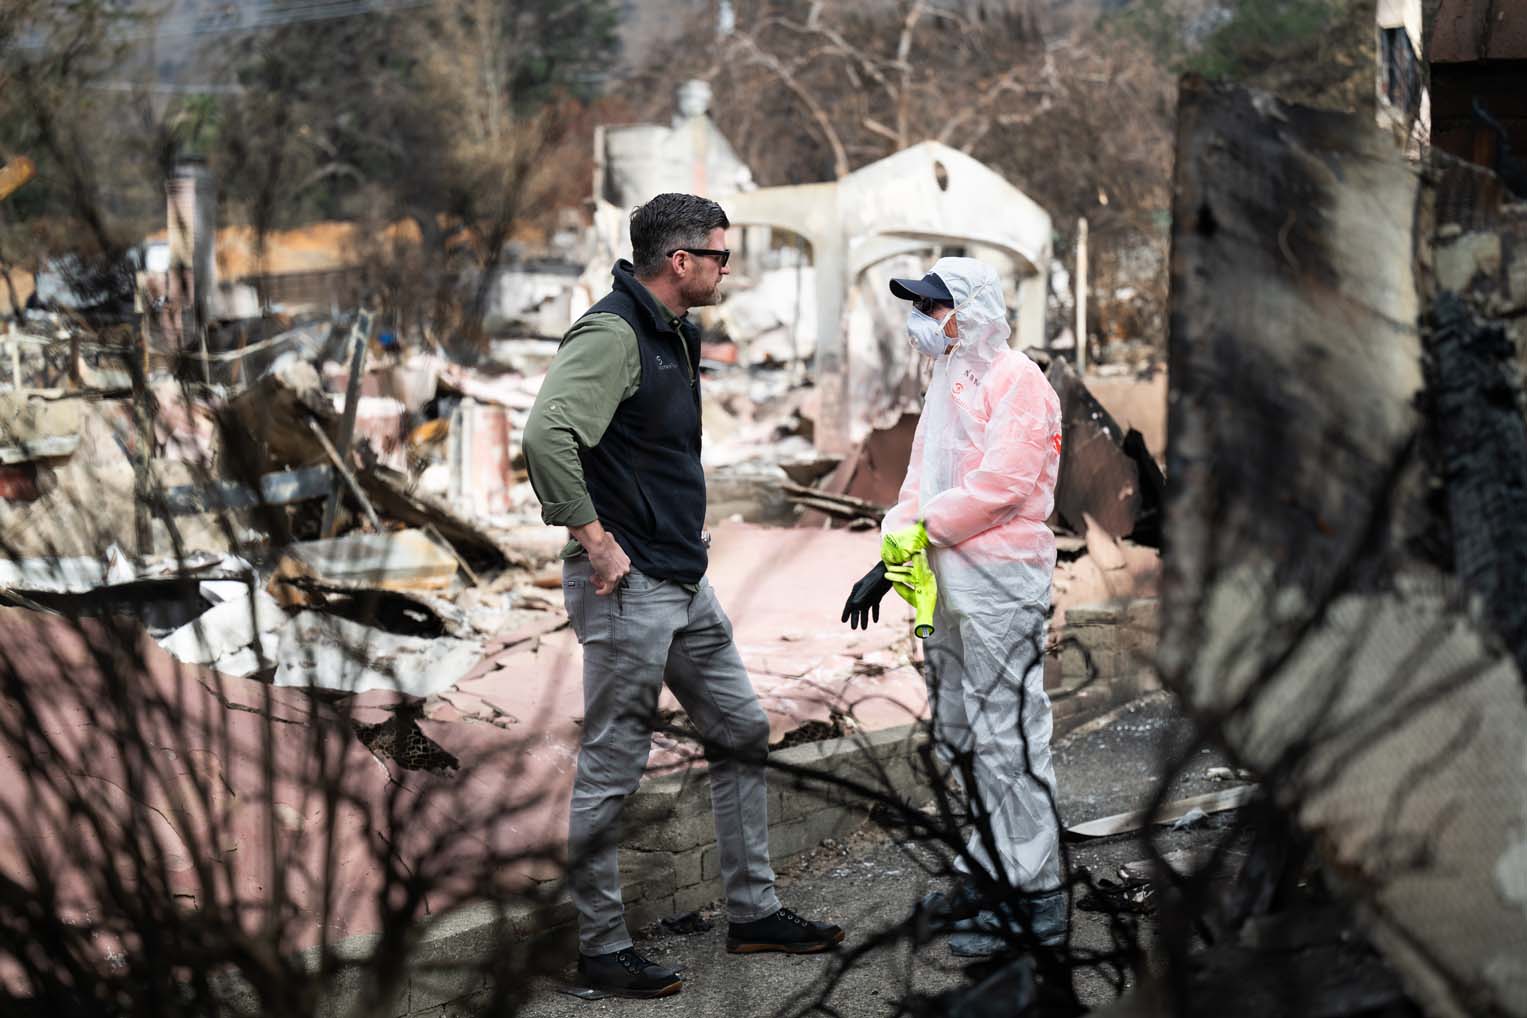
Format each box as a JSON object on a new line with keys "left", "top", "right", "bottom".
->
{"left": 1424, "top": 161, "right": 1527, "bottom": 678}
{"left": 1162, "top": 77, "right": 1527, "bottom": 1018}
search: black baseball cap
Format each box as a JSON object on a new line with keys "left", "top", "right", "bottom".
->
{"left": 889, "top": 272, "right": 953, "bottom": 305}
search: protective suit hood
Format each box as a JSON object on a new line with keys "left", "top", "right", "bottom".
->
{"left": 928, "top": 256, "right": 1011, "bottom": 361}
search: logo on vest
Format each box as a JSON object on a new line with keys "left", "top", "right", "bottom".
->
{"left": 654, "top": 353, "right": 678, "bottom": 371}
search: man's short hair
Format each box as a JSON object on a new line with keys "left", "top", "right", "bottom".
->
{"left": 630, "top": 193, "right": 730, "bottom": 279}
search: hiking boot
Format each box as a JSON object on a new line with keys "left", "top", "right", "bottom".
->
{"left": 576, "top": 947, "right": 683, "bottom": 998}
{"left": 726, "top": 907, "right": 845, "bottom": 954}
{"left": 948, "top": 889, "right": 1068, "bottom": 958}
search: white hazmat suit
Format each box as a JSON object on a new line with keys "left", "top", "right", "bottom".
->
{"left": 882, "top": 257, "right": 1064, "bottom": 893}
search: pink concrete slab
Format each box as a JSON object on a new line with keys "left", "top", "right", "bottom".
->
{"left": 0, "top": 524, "right": 940, "bottom": 972}
{"left": 742, "top": 636, "right": 896, "bottom": 678}
{"left": 704, "top": 522, "right": 913, "bottom": 650}
{"left": 452, "top": 630, "right": 584, "bottom": 736}
{"left": 431, "top": 688, "right": 509, "bottom": 724}
{"left": 428, "top": 630, "right": 585, "bottom": 886}
{"left": 418, "top": 698, "right": 466, "bottom": 724}
{"left": 860, "top": 648, "right": 906, "bottom": 671}
{"left": 646, "top": 735, "right": 704, "bottom": 774}
{"left": 0, "top": 609, "right": 572, "bottom": 960}
{"left": 753, "top": 659, "right": 927, "bottom": 742}
{"left": 480, "top": 611, "right": 571, "bottom": 656}
{"left": 844, "top": 664, "right": 928, "bottom": 732}
{"left": 346, "top": 688, "right": 421, "bottom": 711}
{"left": 452, "top": 524, "right": 927, "bottom": 764}
{"left": 395, "top": 718, "right": 573, "bottom": 887}
{"left": 190, "top": 669, "right": 321, "bottom": 724}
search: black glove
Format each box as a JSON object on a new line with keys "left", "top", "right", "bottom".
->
{"left": 841, "top": 561, "right": 893, "bottom": 630}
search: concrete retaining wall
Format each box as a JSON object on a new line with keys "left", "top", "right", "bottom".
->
{"left": 619, "top": 722, "right": 926, "bottom": 926}
{"left": 1052, "top": 597, "right": 1160, "bottom": 723}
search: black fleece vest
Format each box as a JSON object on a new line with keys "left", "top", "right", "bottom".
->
{"left": 577, "top": 260, "right": 708, "bottom": 583}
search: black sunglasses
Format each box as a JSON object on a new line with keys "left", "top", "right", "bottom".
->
{"left": 667, "top": 247, "right": 730, "bottom": 268}
{"left": 914, "top": 296, "right": 952, "bottom": 316}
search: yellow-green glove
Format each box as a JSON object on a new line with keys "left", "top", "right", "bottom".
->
{"left": 882, "top": 521, "right": 929, "bottom": 567}
{"left": 885, "top": 551, "right": 938, "bottom": 639}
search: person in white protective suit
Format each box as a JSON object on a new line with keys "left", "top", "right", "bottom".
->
{"left": 840, "top": 256, "right": 1066, "bottom": 957}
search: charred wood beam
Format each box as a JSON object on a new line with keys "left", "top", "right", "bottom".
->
{"left": 1422, "top": 292, "right": 1527, "bottom": 691}
{"left": 159, "top": 466, "right": 334, "bottom": 516}
{"left": 779, "top": 480, "right": 886, "bottom": 522}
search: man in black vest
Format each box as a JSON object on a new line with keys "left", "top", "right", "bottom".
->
{"left": 524, "top": 193, "right": 844, "bottom": 998}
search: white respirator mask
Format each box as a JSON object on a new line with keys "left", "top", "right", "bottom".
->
{"left": 907, "top": 307, "right": 952, "bottom": 358}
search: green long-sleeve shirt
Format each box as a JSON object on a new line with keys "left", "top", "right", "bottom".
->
{"left": 523, "top": 312, "right": 643, "bottom": 530}
{"left": 523, "top": 291, "right": 694, "bottom": 559}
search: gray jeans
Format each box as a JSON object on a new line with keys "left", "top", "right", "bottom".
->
{"left": 563, "top": 556, "right": 780, "bottom": 955}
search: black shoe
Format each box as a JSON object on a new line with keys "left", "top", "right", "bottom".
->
{"left": 576, "top": 947, "right": 683, "bottom": 998}
{"left": 726, "top": 907, "right": 845, "bottom": 955}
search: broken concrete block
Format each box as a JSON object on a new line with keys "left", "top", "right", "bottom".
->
{"left": 1057, "top": 633, "right": 1123, "bottom": 696}
{"left": 623, "top": 894, "right": 678, "bottom": 938}
{"left": 158, "top": 587, "right": 286, "bottom": 668}
{"left": 766, "top": 806, "right": 867, "bottom": 861}
{"left": 619, "top": 851, "right": 677, "bottom": 902}
{"left": 272, "top": 611, "right": 483, "bottom": 697}
{"left": 699, "top": 843, "right": 722, "bottom": 883}
{"left": 1121, "top": 598, "right": 1161, "bottom": 661}
{"left": 274, "top": 529, "right": 459, "bottom": 593}
{"left": 671, "top": 845, "right": 705, "bottom": 889}
{"left": 0, "top": 390, "right": 81, "bottom": 464}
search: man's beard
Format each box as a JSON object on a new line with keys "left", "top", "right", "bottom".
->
{"left": 682, "top": 277, "right": 722, "bottom": 308}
